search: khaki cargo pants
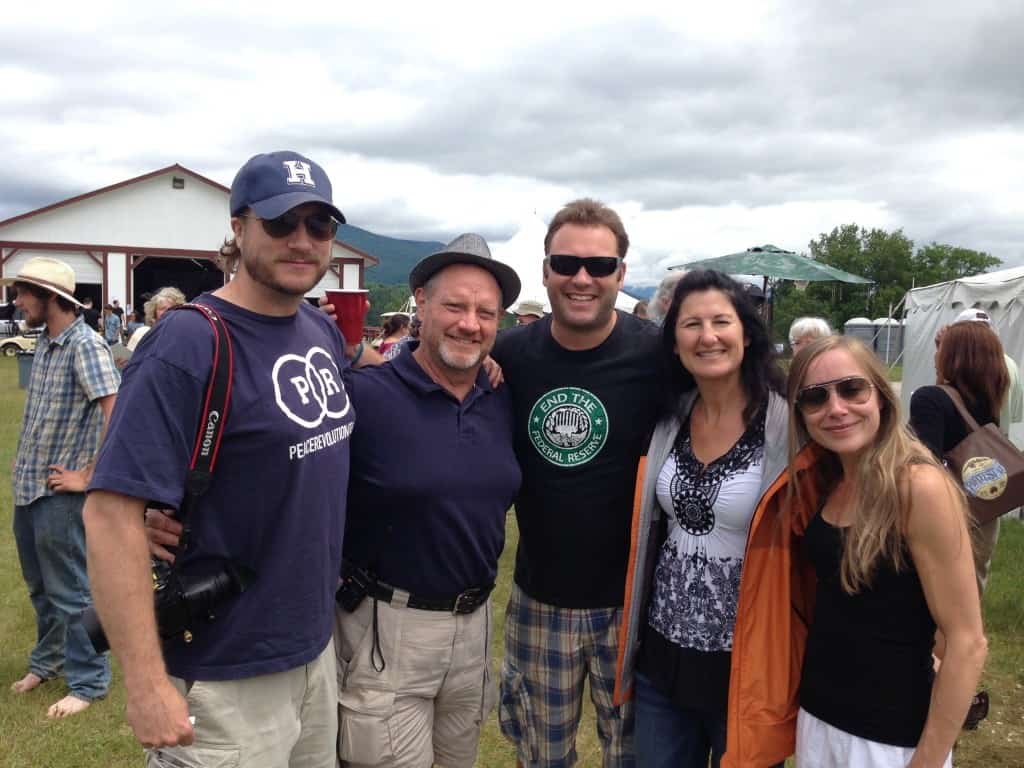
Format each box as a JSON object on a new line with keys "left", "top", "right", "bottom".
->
{"left": 334, "top": 594, "right": 495, "bottom": 768}
{"left": 147, "top": 639, "right": 337, "bottom": 768}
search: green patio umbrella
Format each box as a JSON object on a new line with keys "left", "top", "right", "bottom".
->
{"left": 670, "top": 244, "right": 872, "bottom": 330}
{"left": 671, "top": 244, "right": 872, "bottom": 284}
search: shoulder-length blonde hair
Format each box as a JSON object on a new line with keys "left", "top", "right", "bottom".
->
{"left": 786, "top": 335, "right": 963, "bottom": 593}
{"left": 143, "top": 286, "right": 187, "bottom": 325}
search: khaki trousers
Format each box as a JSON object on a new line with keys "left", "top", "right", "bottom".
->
{"left": 334, "top": 595, "right": 495, "bottom": 768}
{"left": 147, "top": 639, "right": 338, "bottom": 768}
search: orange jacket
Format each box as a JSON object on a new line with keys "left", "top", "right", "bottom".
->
{"left": 721, "top": 443, "right": 822, "bottom": 768}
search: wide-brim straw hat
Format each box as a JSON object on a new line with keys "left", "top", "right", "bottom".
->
{"left": 0, "top": 257, "right": 84, "bottom": 307}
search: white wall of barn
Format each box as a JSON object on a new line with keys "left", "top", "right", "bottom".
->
{"left": 0, "top": 171, "right": 231, "bottom": 250}
{"left": 4, "top": 249, "right": 103, "bottom": 285}
{"left": 0, "top": 168, "right": 369, "bottom": 302}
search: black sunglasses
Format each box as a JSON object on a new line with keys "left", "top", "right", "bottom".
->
{"left": 244, "top": 211, "right": 339, "bottom": 242}
{"left": 796, "top": 375, "right": 874, "bottom": 413}
{"left": 547, "top": 254, "right": 621, "bottom": 278}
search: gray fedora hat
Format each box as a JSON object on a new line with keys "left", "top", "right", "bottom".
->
{"left": 409, "top": 233, "right": 522, "bottom": 309}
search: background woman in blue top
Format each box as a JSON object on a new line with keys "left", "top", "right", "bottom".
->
{"left": 788, "top": 336, "right": 986, "bottom": 768}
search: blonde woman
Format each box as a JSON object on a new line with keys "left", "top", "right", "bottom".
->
{"left": 787, "top": 336, "right": 986, "bottom": 767}
{"left": 127, "top": 286, "right": 186, "bottom": 352}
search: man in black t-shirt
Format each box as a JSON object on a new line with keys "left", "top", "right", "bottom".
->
{"left": 81, "top": 297, "right": 100, "bottom": 332}
{"left": 492, "top": 199, "right": 663, "bottom": 767}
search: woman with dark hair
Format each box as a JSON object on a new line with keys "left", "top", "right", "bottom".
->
{"left": 910, "top": 320, "right": 1009, "bottom": 595}
{"left": 377, "top": 313, "right": 410, "bottom": 357}
{"left": 789, "top": 335, "right": 985, "bottom": 766}
{"left": 615, "top": 270, "right": 791, "bottom": 767}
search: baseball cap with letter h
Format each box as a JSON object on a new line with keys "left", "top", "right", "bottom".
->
{"left": 230, "top": 151, "right": 346, "bottom": 223}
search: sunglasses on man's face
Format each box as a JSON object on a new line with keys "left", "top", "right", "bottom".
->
{"left": 796, "top": 375, "right": 875, "bottom": 413}
{"left": 244, "top": 211, "right": 339, "bottom": 242}
{"left": 546, "top": 254, "right": 621, "bottom": 278}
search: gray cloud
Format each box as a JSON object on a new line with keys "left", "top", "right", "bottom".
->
{"left": 1, "top": 4, "right": 1021, "bottom": 266}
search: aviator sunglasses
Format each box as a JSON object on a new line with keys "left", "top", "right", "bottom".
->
{"left": 547, "top": 254, "right": 622, "bottom": 278}
{"left": 243, "top": 210, "right": 340, "bottom": 242}
{"left": 796, "top": 375, "right": 875, "bottom": 413}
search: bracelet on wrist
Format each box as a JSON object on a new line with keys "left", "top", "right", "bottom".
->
{"left": 350, "top": 341, "right": 365, "bottom": 366}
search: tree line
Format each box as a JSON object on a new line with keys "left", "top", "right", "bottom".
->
{"left": 770, "top": 223, "right": 1000, "bottom": 342}
{"left": 364, "top": 222, "right": 1002, "bottom": 343}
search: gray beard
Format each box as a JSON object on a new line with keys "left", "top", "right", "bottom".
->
{"left": 438, "top": 339, "right": 483, "bottom": 371}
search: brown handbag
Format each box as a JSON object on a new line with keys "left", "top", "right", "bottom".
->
{"left": 940, "top": 385, "right": 1024, "bottom": 524}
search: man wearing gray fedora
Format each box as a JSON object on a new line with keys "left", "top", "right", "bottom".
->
{"left": 334, "top": 233, "right": 522, "bottom": 768}
{"left": 4, "top": 257, "right": 120, "bottom": 718}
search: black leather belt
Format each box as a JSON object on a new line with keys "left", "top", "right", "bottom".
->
{"left": 367, "top": 580, "right": 493, "bottom": 615}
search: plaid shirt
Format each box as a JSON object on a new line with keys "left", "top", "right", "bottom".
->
{"left": 14, "top": 316, "right": 120, "bottom": 506}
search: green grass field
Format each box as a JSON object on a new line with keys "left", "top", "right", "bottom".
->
{"left": 1, "top": 357, "right": 1020, "bottom": 766}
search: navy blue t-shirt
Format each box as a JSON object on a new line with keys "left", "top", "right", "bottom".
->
{"left": 344, "top": 344, "right": 520, "bottom": 598}
{"left": 90, "top": 294, "right": 354, "bottom": 681}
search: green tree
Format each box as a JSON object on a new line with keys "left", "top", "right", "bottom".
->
{"left": 913, "top": 243, "right": 1000, "bottom": 287}
{"left": 365, "top": 283, "right": 412, "bottom": 326}
{"left": 772, "top": 225, "right": 1000, "bottom": 344}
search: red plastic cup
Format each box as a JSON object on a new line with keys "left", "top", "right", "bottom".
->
{"left": 324, "top": 289, "right": 369, "bottom": 344}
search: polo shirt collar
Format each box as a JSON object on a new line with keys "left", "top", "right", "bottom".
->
{"left": 391, "top": 341, "right": 493, "bottom": 401}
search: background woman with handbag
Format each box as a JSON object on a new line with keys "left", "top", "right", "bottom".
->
{"left": 908, "top": 320, "right": 1009, "bottom": 595}
{"left": 789, "top": 335, "right": 986, "bottom": 767}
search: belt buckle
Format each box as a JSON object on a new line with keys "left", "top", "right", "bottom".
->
{"left": 452, "top": 589, "right": 478, "bottom": 615}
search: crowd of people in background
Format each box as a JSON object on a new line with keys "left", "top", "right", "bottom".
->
{"left": 3, "top": 148, "right": 1020, "bottom": 768}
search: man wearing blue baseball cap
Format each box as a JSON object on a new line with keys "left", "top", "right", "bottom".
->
{"left": 85, "top": 151, "right": 357, "bottom": 767}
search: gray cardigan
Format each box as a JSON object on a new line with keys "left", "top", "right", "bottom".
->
{"left": 616, "top": 389, "right": 791, "bottom": 700}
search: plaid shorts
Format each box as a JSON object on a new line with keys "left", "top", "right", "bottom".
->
{"left": 499, "top": 584, "right": 635, "bottom": 768}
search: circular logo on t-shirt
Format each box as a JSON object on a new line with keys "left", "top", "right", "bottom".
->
{"left": 961, "top": 456, "right": 1008, "bottom": 500}
{"left": 272, "top": 346, "right": 351, "bottom": 429}
{"left": 528, "top": 387, "right": 609, "bottom": 467}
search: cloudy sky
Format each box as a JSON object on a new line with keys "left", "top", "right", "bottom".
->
{"left": 2, "top": 0, "right": 1022, "bottom": 284}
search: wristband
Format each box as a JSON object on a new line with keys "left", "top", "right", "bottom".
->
{"left": 350, "top": 341, "right": 365, "bottom": 366}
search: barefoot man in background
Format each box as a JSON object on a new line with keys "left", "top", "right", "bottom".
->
{"left": 5, "top": 257, "right": 119, "bottom": 717}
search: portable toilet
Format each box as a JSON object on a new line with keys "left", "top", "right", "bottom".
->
{"left": 873, "top": 318, "right": 904, "bottom": 364}
{"left": 843, "top": 317, "right": 875, "bottom": 350}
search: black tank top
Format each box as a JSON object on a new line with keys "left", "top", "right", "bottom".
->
{"left": 799, "top": 511, "right": 936, "bottom": 747}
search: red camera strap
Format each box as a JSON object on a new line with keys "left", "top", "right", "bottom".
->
{"left": 167, "top": 303, "right": 234, "bottom": 549}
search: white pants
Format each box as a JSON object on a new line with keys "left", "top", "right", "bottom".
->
{"left": 147, "top": 639, "right": 338, "bottom": 768}
{"left": 334, "top": 596, "right": 495, "bottom": 768}
{"left": 796, "top": 707, "right": 952, "bottom": 768}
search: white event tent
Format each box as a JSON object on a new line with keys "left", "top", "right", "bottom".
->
{"left": 902, "top": 264, "right": 1024, "bottom": 445}
{"left": 493, "top": 215, "right": 638, "bottom": 314}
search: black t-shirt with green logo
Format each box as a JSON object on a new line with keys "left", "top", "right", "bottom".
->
{"left": 492, "top": 311, "right": 664, "bottom": 608}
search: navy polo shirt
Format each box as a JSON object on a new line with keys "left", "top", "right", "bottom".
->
{"left": 344, "top": 344, "right": 521, "bottom": 598}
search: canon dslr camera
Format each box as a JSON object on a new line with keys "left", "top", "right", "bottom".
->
{"left": 82, "top": 556, "right": 252, "bottom": 654}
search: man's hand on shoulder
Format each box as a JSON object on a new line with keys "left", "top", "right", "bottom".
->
{"left": 125, "top": 675, "right": 194, "bottom": 749}
{"left": 482, "top": 356, "right": 504, "bottom": 388}
{"left": 316, "top": 295, "right": 381, "bottom": 367}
